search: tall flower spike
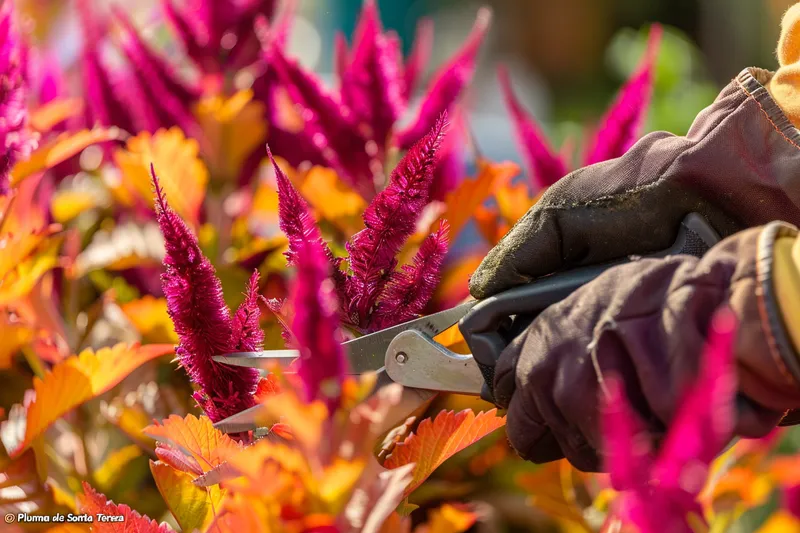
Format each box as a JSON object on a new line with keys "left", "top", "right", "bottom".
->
{"left": 583, "top": 24, "right": 662, "bottom": 166}
{"left": 371, "top": 221, "right": 449, "bottom": 331}
{"left": 231, "top": 270, "right": 265, "bottom": 352}
{"left": 0, "top": 0, "right": 36, "bottom": 194}
{"left": 498, "top": 65, "right": 567, "bottom": 191}
{"left": 340, "top": 0, "right": 405, "bottom": 146}
{"left": 291, "top": 237, "right": 348, "bottom": 412}
{"left": 269, "top": 46, "right": 376, "bottom": 198}
{"left": 395, "top": 7, "right": 491, "bottom": 150}
{"left": 344, "top": 114, "right": 447, "bottom": 329}
{"left": 112, "top": 6, "right": 201, "bottom": 138}
{"left": 602, "top": 307, "right": 738, "bottom": 533}
{"left": 402, "top": 18, "right": 434, "bottom": 101}
{"left": 153, "top": 165, "right": 260, "bottom": 422}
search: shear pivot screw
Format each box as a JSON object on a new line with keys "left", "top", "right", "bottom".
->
{"left": 395, "top": 352, "right": 408, "bottom": 365}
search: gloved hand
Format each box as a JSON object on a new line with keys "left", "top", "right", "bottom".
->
{"left": 469, "top": 5, "right": 800, "bottom": 472}
{"left": 491, "top": 222, "right": 800, "bottom": 472}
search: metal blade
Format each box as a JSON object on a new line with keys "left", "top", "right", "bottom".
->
{"left": 212, "top": 299, "right": 478, "bottom": 374}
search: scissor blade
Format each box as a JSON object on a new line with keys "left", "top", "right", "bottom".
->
{"left": 212, "top": 299, "right": 478, "bottom": 374}
{"left": 213, "top": 350, "right": 298, "bottom": 369}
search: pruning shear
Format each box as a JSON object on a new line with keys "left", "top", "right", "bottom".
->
{"left": 212, "top": 213, "right": 722, "bottom": 436}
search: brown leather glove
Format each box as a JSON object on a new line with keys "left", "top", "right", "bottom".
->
{"left": 469, "top": 68, "right": 800, "bottom": 300}
{"left": 492, "top": 222, "right": 800, "bottom": 472}
{"left": 469, "top": 64, "right": 800, "bottom": 471}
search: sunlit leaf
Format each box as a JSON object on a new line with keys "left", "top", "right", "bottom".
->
{"left": 79, "top": 482, "right": 173, "bottom": 532}
{"left": 11, "top": 128, "right": 124, "bottom": 186}
{"left": 298, "top": 166, "right": 366, "bottom": 236}
{"left": 114, "top": 127, "right": 208, "bottom": 226}
{"left": 29, "top": 98, "right": 84, "bottom": 132}
{"left": 120, "top": 296, "right": 179, "bottom": 344}
{"left": 150, "top": 461, "right": 225, "bottom": 532}
{"left": 755, "top": 511, "right": 800, "bottom": 533}
{"left": 434, "top": 160, "right": 519, "bottom": 240}
{"left": 0, "top": 313, "right": 36, "bottom": 369}
{"left": 0, "top": 343, "right": 174, "bottom": 457}
{"left": 416, "top": 503, "right": 478, "bottom": 533}
{"left": 0, "top": 450, "right": 72, "bottom": 517}
{"left": 93, "top": 445, "right": 142, "bottom": 492}
{"left": 143, "top": 414, "right": 242, "bottom": 474}
{"left": 517, "top": 461, "right": 593, "bottom": 530}
{"left": 383, "top": 409, "right": 506, "bottom": 496}
{"left": 195, "top": 89, "right": 268, "bottom": 181}
{"left": 0, "top": 229, "right": 63, "bottom": 306}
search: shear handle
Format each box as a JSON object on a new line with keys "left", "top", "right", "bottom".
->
{"left": 459, "top": 212, "right": 722, "bottom": 404}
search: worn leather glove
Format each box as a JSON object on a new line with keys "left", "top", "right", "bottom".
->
{"left": 469, "top": 67, "right": 800, "bottom": 300}
{"left": 492, "top": 222, "right": 800, "bottom": 472}
{"left": 469, "top": 5, "right": 800, "bottom": 472}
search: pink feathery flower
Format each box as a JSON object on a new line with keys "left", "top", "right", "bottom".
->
{"left": 402, "top": 18, "right": 434, "bottom": 101}
{"left": 584, "top": 24, "right": 662, "bottom": 166}
{"left": 153, "top": 165, "right": 260, "bottom": 422}
{"left": 344, "top": 114, "right": 447, "bottom": 328}
{"left": 161, "top": 0, "right": 277, "bottom": 75}
{"left": 394, "top": 7, "right": 491, "bottom": 150}
{"left": 111, "top": 7, "right": 201, "bottom": 138}
{"left": 602, "top": 307, "right": 737, "bottom": 533}
{"left": 340, "top": 0, "right": 405, "bottom": 146}
{"left": 0, "top": 0, "right": 36, "bottom": 194}
{"left": 371, "top": 221, "right": 449, "bottom": 331}
{"left": 290, "top": 237, "right": 348, "bottom": 413}
{"left": 498, "top": 65, "right": 567, "bottom": 191}
{"left": 270, "top": 146, "right": 345, "bottom": 293}
{"left": 268, "top": 45, "right": 376, "bottom": 198}
{"left": 231, "top": 271, "right": 266, "bottom": 352}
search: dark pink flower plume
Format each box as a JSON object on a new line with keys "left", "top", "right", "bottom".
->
{"left": 402, "top": 18, "right": 434, "bottom": 101}
{"left": 344, "top": 114, "right": 447, "bottom": 328}
{"left": 231, "top": 271, "right": 266, "bottom": 352}
{"left": 371, "top": 221, "right": 449, "bottom": 330}
{"left": 394, "top": 7, "right": 490, "bottom": 150}
{"left": 290, "top": 237, "right": 348, "bottom": 412}
{"left": 269, "top": 46, "right": 376, "bottom": 198}
{"left": 340, "top": 0, "right": 405, "bottom": 146}
{"left": 583, "top": 24, "right": 662, "bottom": 166}
{"left": 153, "top": 165, "right": 260, "bottom": 423}
{"left": 0, "top": 0, "right": 36, "bottom": 194}
{"left": 498, "top": 65, "right": 567, "bottom": 191}
{"left": 602, "top": 306, "right": 737, "bottom": 532}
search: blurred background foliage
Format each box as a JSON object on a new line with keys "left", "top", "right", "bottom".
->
{"left": 17, "top": 0, "right": 798, "bottom": 169}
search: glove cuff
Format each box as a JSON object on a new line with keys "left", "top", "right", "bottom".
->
{"left": 757, "top": 221, "right": 800, "bottom": 388}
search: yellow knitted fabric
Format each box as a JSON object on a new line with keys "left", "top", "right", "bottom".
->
{"left": 771, "top": 3, "right": 800, "bottom": 128}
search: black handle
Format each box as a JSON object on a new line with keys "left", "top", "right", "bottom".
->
{"left": 459, "top": 213, "right": 722, "bottom": 404}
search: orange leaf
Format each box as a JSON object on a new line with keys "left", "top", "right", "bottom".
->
{"left": 383, "top": 409, "right": 506, "bottom": 496}
{"left": 517, "top": 461, "right": 592, "bottom": 529}
{"left": 415, "top": 503, "right": 478, "bottom": 533}
{"left": 431, "top": 254, "right": 484, "bottom": 311}
{"left": 11, "top": 128, "right": 124, "bottom": 186}
{"left": 1, "top": 343, "right": 174, "bottom": 457}
{"left": 298, "top": 166, "right": 366, "bottom": 236}
{"left": 143, "top": 414, "right": 242, "bottom": 473}
{"left": 113, "top": 128, "right": 208, "bottom": 226}
{"left": 755, "top": 511, "right": 800, "bottom": 533}
{"left": 29, "top": 98, "right": 84, "bottom": 132}
{"left": 79, "top": 482, "right": 173, "bottom": 532}
{"left": 496, "top": 182, "right": 539, "bottom": 226}
{"left": 437, "top": 160, "right": 519, "bottom": 240}
{"left": 120, "top": 296, "right": 179, "bottom": 344}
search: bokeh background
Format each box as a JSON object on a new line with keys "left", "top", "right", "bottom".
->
{"left": 19, "top": 0, "right": 800, "bottom": 168}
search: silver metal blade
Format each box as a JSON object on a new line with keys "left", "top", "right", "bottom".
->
{"left": 212, "top": 299, "right": 478, "bottom": 374}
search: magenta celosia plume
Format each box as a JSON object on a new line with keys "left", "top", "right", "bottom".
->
{"left": 290, "top": 237, "right": 348, "bottom": 412}
{"left": 0, "top": 0, "right": 37, "bottom": 194}
{"left": 602, "top": 306, "right": 737, "bottom": 533}
{"left": 500, "top": 24, "right": 662, "bottom": 191}
{"left": 274, "top": 114, "right": 449, "bottom": 334}
{"left": 266, "top": 1, "right": 490, "bottom": 199}
{"left": 162, "top": 0, "right": 277, "bottom": 75}
{"left": 78, "top": 0, "right": 202, "bottom": 136}
{"left": 153, "top": 165, "right": 262, "bottom": 422}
